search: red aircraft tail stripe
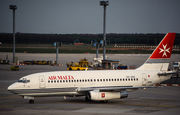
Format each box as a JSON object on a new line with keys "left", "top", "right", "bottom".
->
{"left": 149, "top": 33, "right": 176, "bottom": 59}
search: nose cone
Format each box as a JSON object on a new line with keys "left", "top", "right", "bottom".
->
{"left": 7, "top": 84, "right": 13, "bottom": 91}
{"left": 7, "top": 83, "right": 17, "bottom": 93}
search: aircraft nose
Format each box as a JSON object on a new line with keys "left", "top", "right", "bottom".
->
{"left": 7, "top": 84, "right": 13, "bottom": 91}
{"left": 7, "top": 83, "right": 17, "bottom": 92}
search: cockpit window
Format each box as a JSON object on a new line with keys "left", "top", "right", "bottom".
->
{"left": 18, "top": 78, "right": 30, "bottom": 83}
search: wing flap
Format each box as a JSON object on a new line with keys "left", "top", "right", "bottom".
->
{"left": 76, "top": 86, "right": 155, "bottom": 93}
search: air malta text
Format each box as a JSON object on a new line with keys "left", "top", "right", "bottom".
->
{"left": 48, "top": 75, "right": 74, "bottom": 80}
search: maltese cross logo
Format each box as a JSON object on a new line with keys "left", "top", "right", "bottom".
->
{"left": 159, "top": 44, "right": 170, "bottom": 57}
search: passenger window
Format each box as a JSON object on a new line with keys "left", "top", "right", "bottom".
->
{"left": 112, "top": 79, "right": 113, "bottom": 81}
{"left": 69, "top": 80, "right": 71, "bottom": 82}
{"left": 123, "top": 79, "right": 124, "bottom": 81}
{"left": 63, "top": 80, "right": 65, "bottom": 83}
{"left": 48, "top": 81, "right": 50, "bottom": 83}
{"left": 136, "top": 78, "right": 138, "bottom": 81}
{"left": 71, "top": 80, "right": 73, "bottom": 82}
{"left": 100, "top": 79, "right": 102, "bottom": 82}
{"left": 120, "top": 79, "right": 122, "bottom": 81}
{"left": 103, "top": 79, "right": 105, "bottom": 82}
{"left": 77, "top": 80, "right": 79, "bottom": 82}
{"left": 94, "top": 79, "right": 96, "bottom": 82}
{"left": 54, "top": 80, "right": 56, "bottom": 83}
{"left": 109, "top": 79, "right": 111, "bottom": 81}
{"left": 51, "top": 80, "right": 53, "bottom": 83}
{"left": 114, "top": 79, "right": 116, "bottom": 81}
{"left": 106, "top": 79, "right": 108, "bottom": 81}
{"left": 57, "top": 80, "right": 59, "bottom": 83}
{"left": 82, "top": 79, "right": 84, "bottom": 82}
{"left": 88, "top": 79, "right": 90, "bottom": 82}
{"left": 97, "top": 79, "right": 99, "bottom": 82}
{"left": 85, "top": 79, "right": 87, "bottom": 82}
{"left": 128, "top": 79, "right": 130, "bottom": 81}
{"left": 74, "top": 80, "right": 76, "bottom": 82}
{"left": 66, "top": 80, "right": 68, "bottom": 82}
{"left": 60, "top": 80, "right": 62, "bottom": 83}
{"left": 117, "top": 79, "right": 119, "bottom": 81}
{"left": 80, "top": 80, "right": 81, "bottom": 82}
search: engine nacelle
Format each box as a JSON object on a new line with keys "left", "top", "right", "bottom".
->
{"left": 87, "top": 91, "right": 128, "bottom": 101}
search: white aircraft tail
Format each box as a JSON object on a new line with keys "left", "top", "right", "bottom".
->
{"left": 136, "top": 33, "right": 176, "bottom": 71}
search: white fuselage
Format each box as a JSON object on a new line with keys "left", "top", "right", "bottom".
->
{"left": 8, "top": 69, "right": 170, "bottom": 97}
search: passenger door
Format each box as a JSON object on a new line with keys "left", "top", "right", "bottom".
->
{"left": 142, "top": 73, "right": 147, "bottom": 86}
{"left": 39, "top": 75, "right": 46, "bottom": 88}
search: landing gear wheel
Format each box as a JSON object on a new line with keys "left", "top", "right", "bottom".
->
{"left": 85, "top": 93, "right": 91, "bottom": 101}
{"left": 100, "top": 100, "right": 108, "bottom": 103}
{"left": 29, "top": 100, "right": 34, "bottom": 104}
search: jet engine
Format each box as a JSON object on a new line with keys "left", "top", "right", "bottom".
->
{"left": 86, "top": 91, "right": 128, "bottom": 101}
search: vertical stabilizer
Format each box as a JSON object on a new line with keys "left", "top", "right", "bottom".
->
{"left": 137, "top": 33, "right": 176, "bottom": 71}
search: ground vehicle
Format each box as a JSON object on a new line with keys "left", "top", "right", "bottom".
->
{"left": 173, "top": 62, "right": 180, "bottom": 70}
{"left": 11, "top": 66, "right": 19, "bottom": 71}
{"left": 67, "top": 58, "right": 89, "bottom": 70}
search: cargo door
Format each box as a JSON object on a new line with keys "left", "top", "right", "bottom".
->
{"left": 142, "top": 73, "right": 147, "bottom": 86}
{"left": 39, "top": 75, "right": 46, "bottom": 88}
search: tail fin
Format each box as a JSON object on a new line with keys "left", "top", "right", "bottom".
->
{"left": 137, "top": 33, "right": 176, "bottom": 71}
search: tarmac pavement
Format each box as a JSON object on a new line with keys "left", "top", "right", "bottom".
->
{"left": 0, "top": 53, "right": 180, "bottom": 115}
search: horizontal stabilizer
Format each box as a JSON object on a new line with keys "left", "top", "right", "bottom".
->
{"left": 157, "top": 71, "right": 180, "bottom": 76}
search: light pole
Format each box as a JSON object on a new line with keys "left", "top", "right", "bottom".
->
{"left": 56, "top": 42, "right": 59, "bottom": 65}
{"left": 9, "top": 5, "right": 17, "bottom": 63}
{"left": 100, "top": 1, "right": 108, "bottom": 60}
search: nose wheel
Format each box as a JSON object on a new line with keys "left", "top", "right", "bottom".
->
{"left": 29, "top": 100, "right": 34, "bottom": 104}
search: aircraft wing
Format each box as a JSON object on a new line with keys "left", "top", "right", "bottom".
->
{"left": 157, "top": 71, "right": 179, "bottom": 76}
{"left": 75, "top": 86, "right": 155, "bottom": 93}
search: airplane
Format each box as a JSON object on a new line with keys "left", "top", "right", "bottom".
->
{"left": 8, "top": 33, "right": 177, "bottom": 104}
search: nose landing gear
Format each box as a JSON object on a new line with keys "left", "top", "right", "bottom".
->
{"left": 29, "top": 100, "right": 34, "bottom": 104}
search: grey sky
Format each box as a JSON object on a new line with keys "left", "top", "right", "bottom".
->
{"left": 0, "top": 0, "right": 180, "bottom": 34}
